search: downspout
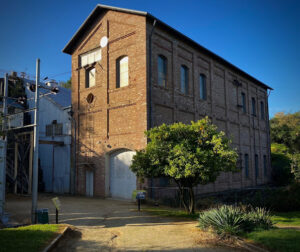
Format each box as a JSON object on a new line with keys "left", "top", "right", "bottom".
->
{"left": 69, "top": 111, "right": 77, "bottom": 195}
{"left": 148, "top": 18, "right": 157, "bottom": 130}
{"left": 148, "top": 18, "right": 156, "bottom": 199}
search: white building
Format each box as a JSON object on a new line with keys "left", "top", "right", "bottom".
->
{"left": 25, "top": 80, "right": 72, "bottom": 193}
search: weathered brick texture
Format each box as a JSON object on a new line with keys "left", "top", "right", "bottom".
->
{"left": 66, "top": 7, "right": 271, "bottom": 197}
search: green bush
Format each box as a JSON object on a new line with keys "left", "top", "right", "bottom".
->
{"left": 245, "top": 207, "right": 273, "bottom": 231}
{"left": 249, "top": 184, "right": 300, "bottom": 212}
{"left": 271, "top": 152, "right": 293, "bottom": 186}
{"left": 198, "top": 205, "right": 273, "bottom": 238}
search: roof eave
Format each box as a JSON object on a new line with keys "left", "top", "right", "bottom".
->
{"left": 62, "top": 4, "right": 272, "bottom": 90}
{"left": 62, "top": 4, "right": 147, "bottom": 54}
{"left": 146, "top": 15, "right": 273, "bottom": 90}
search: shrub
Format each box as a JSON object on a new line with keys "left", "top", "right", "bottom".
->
{"left": 198, "top": 205, "right": 273, "bottom": 238}
{"left": 245, "top": 207, "right": 273, "bottom": 231}
{"left": 271, "top": 152, "right": 293, "bottom": 186}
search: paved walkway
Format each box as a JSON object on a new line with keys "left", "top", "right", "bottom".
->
{"left": 5, "top": 194, "right": 243, "bottom": 251}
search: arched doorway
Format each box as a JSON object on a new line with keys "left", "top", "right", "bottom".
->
{"left": 109, "top": 150, "right": 136, "bottom": 199}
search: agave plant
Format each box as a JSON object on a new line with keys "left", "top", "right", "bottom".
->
{"left": 199, "top": 205, "right": 244, "bottom": 237}
{"left": 198, "top": 205, "right": 273, "bottom": 238}
{"left": 245, "top": 207, "right": 273, "bottom": 230}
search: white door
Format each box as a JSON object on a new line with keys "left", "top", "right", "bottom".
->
{"left": 110, "top": 150, "right": 136, "bottom": 199}
{"left": 86, "top": 170, "right": 94, "bottom": 197}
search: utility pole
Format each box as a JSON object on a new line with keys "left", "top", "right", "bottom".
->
{"left": 0, "top": 74, "right": 8, "bottom": 218}
{"left": 31, "top": 59, "right": 40, "bottom": 223}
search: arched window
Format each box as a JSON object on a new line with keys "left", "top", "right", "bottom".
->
{"left": 199, "top": 74, "right": 207, "bottom": 100}
{"left": 241, "top": 92, "right": 247, "bottom": 113}
{"left": 158, "top": 55, "right": 167, "bottom": 87}
{"left": 116, "top": 56, "right": 129, "bottom": 88}
{"left": 180, "top": 65, "right": 189, "bottom": 94}
{"left": 86, "top": 67, "right": 95, "bottom": 88}
{"left": 251, "top": 97, "right": 256, "bottom": 116}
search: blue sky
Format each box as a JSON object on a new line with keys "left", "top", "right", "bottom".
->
{"left": 0, "top": 0, "right": 299, "bottom": 117}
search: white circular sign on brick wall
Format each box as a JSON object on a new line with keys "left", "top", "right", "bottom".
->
{"left": 100, "top": 36, "right": 108, "bottom": 48}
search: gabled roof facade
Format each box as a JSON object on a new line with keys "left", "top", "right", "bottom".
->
{"left": 63, "top": 4, "right": 272, "bottom": 90}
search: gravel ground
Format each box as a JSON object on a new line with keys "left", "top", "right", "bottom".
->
{"left": 5, "top": 194, "right": 244, "bottom": 251}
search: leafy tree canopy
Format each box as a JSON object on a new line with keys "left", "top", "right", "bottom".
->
{"left": 270, "top": 111, "right": 300, "bottom": 183}
{"left": 270, "top": 112, "right": 300, "bottom": 153}
{"left": 131, "top": 117, "right": 238, "bottom": 213}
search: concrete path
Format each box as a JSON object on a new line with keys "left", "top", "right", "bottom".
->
{"left": 5, "top": 194, "right": 243, "bottom": 251}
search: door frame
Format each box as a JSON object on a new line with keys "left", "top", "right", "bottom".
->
{"left": 105, "top": 148, "right": 135, "bottom": 198}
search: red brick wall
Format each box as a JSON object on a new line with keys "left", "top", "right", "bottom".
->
{"left": 147, "top": 22, "right": 271, "bottom": 194}
{"left": 69, "top": 9, "right": 271, "bottom": 197}
{"left": 71, "top": 10, "right": 147, "bottom": 196}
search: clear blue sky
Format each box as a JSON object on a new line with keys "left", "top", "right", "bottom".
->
{"left": 0, "top": 0, "right": 299, "bottom": 117}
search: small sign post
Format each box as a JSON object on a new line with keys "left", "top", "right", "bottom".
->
{"left": 136, "top": 192, "right": 146, "bottom": 211}
{"left": 52, "top": 197, "right": 61, "bottom": 224}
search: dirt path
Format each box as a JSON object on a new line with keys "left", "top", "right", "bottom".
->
{"left": 5, "top": 194, "right": 243, "bottom": 251}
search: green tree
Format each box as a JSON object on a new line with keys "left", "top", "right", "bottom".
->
{"left": 270, "top": 112, "right": 300, "bottom": 153}
{"left": 59, "top": 78, "right": 71, "bottom": 89}
{"left": 291, "top": 153, "right": 300, "bottom": 182}
{"left": 131, "top": 117, "right": 238, "bottom": 214}
{"left": 271, "top": 143, "right": 293, "bottom": 185}
{"left": 270, "top": 111, "right": 300, "bottom": 184}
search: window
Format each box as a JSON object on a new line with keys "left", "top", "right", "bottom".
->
{"left": 45, "top": 123, "right": 63, "bottom": 136}
{"left": 158, "top": 55, "right": 167, "bottom": 87}
{"left": 245, "top": 154, "right": 249, "bottom": 178}
{"left": 86, "top": 67, "right": 95, "bottom": 88}
{"left": 180, "top": 65, "right": 189, "bottom": 94}
{"left": 199, "top": 74, "right": 207, "bottom": 100}
{"left": 116, "top": 56, "right": 129, "bottom": 88}
{"left": 54, "top": 123, "right": 63, "bottom": 136}
{"left": 255, "top": 154, "right": 259, "bottom": 179}
{"left": 46, "top": 124, "right": 53, "bottom": 136}
{"left": 251, "top": 97, "right": 256, "bottom": 116}
{"left": 80, "top": 48, "right": 101, "bottom": 67}
{"left": 263, "top": 155, "right": 267, "bottom": 177}
{"left": 241, "top": 92, "right": 246, "bottom": 113}
{"left": 260, "top": 101, "right": 265, "bottom": 120}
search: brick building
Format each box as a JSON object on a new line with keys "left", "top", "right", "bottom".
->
{"left": 63, "top": 4, "right": 272, "bottom": 199}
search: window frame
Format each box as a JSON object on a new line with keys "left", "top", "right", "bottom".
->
{"left": 157, "top": 55, "right": 167, "bottom": 87}
{"left": 199, "top": 74, "right": 207, "bottom": 100}
{"left": 251, "top": 97, "right": 256, "bottom": 116}
{"left": 85, "top": 66, "right": 96, "bottom": 88}
{"left": 241, "top": 92, "right": 247, "bottom": 113}
{"left": 116, "top": 55, "right": 129, "bottom": 88}
{"left": 180, "top": 65, "right": 189, "bottom": 95}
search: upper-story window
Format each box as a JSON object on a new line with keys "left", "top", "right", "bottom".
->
{"left": 180, "top": 65, "right": 189, "bottom": 94}
{"left": 46, "top": 122, "right": 63, "bottom": 136}
{"left": 241, "top": 92, "right": 247, "bottom": 113}
{"left": 116, "top": 56, "right": 129, "bottom": 88}
{"left": 199, "top": 74, "right": 207, "bottom": 100}
{"left": 251, "top": 97, "right": 256, "bottom": 116}
{"left": 86, "top": 67, "right": 95, "bottom": 88}
{"left": 260, "top": 101, "right": 265, "bottom": 120}
{"left": 80, "top": 48, "right": 101, "bottom": 67}
{"left": 158, "top": 55, "right": 167, "bottom": 87}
